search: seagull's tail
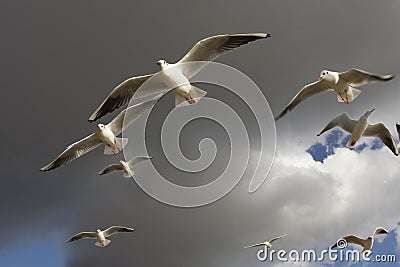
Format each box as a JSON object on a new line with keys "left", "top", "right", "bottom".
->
{"left": 123, "top": 169, "right": 134, "bottom": 178}
{"left": 348, "top": 87, "right": 361, "bottom": 102}
{"left": 337, "top": 88, "right": 361, "bottom": 103}
{"left": 95, "top": 239, "right": 111, "bottom": 247}
{"left": 175, "top": 85, "right": 207, "bottom": 107}
{"left": 104, "top": 138, "right": 128, "bottom": 155}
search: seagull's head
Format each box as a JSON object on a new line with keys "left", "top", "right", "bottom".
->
{"left": 96, "top": 229, "right": 101, "bottom": 233}
{"left": 157, "top": 59, "right": 168, "bottom": 70}
{"left": 97, "top": 124, "right": 105, "bottom": 131}
{"left": 318, "top": 70, "right": 338, "bottom": 83}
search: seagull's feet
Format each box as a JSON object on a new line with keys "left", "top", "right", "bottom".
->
{"left": 186, "top": 95, "right": 196, "bottom": 104}
{"left": 343, "top": 91, "right": 350, "bottom": 104}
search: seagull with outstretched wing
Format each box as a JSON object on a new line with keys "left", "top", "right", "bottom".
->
{"left": 66, "top": 226, "right": 135, "bottom": 247}
{"left": 244, "top": 234, "right": 287, "bottom": 249}
{"left": 89, "top": 33, "right": 271, "bottom": 122}
{"left": 330, "top": 227, "right": 388, "bottom": 253}
{"left": 40, "top": 94, "right": 161, "bottom": 171}
{"left": 99, "top": 156, "right": 152, "bottom": 178}
{"left": 317, "top": 109, "right": 398, "bottom": 156}
{"left": 275, "top": 68, "right": 394, "bottom": 121}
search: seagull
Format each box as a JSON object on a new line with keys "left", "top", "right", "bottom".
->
{"left": 275, "top": 69, "right": 394, "bottom": 120}
{"left": 40, "top": 94, "right": 161, "bottom": 171}
{"left": 66, "top": 226, "right": 135, "bottom": 247}
{"left": 244, "top": 234, "right": 287, "bottom": 249}
{"left": 88, "top": 33, "right": 271, "bottom": 122}
{"left": 330, "top": 227, "right": 388, "bottom": 253}
{"left": 98, "top": 156, "right": 152, "bottom": 178}
{"left": 317, "top": 109, "right": 398, "bottom": 156}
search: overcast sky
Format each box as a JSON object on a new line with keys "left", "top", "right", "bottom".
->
{"left": 1, "top": 0, "right": 400, "bottom": 266}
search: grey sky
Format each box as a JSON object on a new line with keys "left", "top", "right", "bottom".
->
{"left": 1, "top": 0, "right": 400, "bottom": 266}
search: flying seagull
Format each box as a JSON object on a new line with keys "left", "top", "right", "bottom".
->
{"left": 98, "top": 156, "right": 152, "bottom": 178}
{"left": 275, "top": 69, "right": 394, "bottom": 120}
{"left": 88, "top": 33, "right": 271, "bottom": 122}
{"left": 317, "top": 109, "right": 398, "bottom": 156}
{"left": 66, "top": 226, "right": 135, "bottom": 247}
{"left": 40, "top": 94, "right": 161, "bottom": 171}
{"left": 244, "top": 234, "right": 287, "bottom": 249}
{"left": 330, "top": 227, "right": 388, "bottom": 253}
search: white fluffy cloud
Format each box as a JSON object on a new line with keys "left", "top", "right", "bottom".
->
{"left": 236, "top": 140, "right": 400, "bottom": 266}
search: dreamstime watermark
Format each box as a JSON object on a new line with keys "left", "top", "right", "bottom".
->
{"left": 122, "top": 61, "right": 276, "bottom": 207}
{"left": 253, "top": 239, "right": 396, "bottom": 263}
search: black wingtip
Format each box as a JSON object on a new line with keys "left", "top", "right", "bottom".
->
{"left": 267, "top": 33, "right": 272, "bottom": 38}
{"left": 386, "top": 74, "right": 395, "bottom": 81}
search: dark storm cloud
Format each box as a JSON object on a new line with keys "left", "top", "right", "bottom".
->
{"left": 1, "top": 0, "right": 400, "bottom": 266}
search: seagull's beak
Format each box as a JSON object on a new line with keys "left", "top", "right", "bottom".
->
{"left": 317, "top": 76, "right": 322, "bottom": 81}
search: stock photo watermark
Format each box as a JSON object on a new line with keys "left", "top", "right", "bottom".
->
{"left": 254, "top": 239, "right": 396, "bottom": 263}
{"left": 122, "top": 61, "right": 277, "bottom": 207}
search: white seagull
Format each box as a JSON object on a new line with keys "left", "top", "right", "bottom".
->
{"left": 330, "top": 227, "right": 388, "bottom": 253}
{"left": 88, "top": 33, "right": 271, "bottom": 122}
{"left": 244, "top": 234, "right": 287, "bottom": 249}
{"left": 317, "top": 109, "right": 398, "bottom": 156}
{"left": 98, "top": 156, "right": 152, "bottom": 178}
{"left": 275, "top": 69, "right": 394, "bottom": 120}
{"left": 66, "top": 226, "right": 135, "bottom": 247}
{"left": 40, "top": 94, "right": 161, "bottom": 171}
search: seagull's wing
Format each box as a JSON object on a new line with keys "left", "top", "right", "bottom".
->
{"left": 372, "top": 227, "right": 389, "bottom": 237}
{"left": 127, "top": 156, "right": 152, "bottom": 168}
{"left": 98, "top": 164, "right": 124, "bottom": 175}
{"left": 66, "top": 232, "right": 97, "bottom": 243}
{"left": 364, "top": 123, "right": 398, "bottom": 156}
{"left": 330, "top": 235, "right": 366, "bottom": 249}
{"left": 396, "top": 123, "right": 400, "bottom": 139}
{"left": 269, "top": 234, "right": 287, "bottom": 244}
{"left": 339, "top": 69, "right": 394, "bottom": 87}
{"left": 88, "top": 74, "right": 154, "bottom": 122}
{"left": 317, "top": 113, "right": 357, "bottom": 136}
{"left": 40, "top": 133, "right": 101, "bottom": 171}
{"left": 178, "top": 33, "right": 270, "bottom": 77}
{"left": 107, "top": 93, "right": 162, "bottom": 135}
{"left": 343, "top": 235, "right": 367, "bottom": 248}
{"left": 244, "top": 242, "right": 266, "bottom": 248}
{"left": 275, "top": 80, "right": 332, "bottom": 121}
{"left": 103, "top": 226, "right": 135, "bottom": 237}
{"left": 179, "top": 33, "right": 270, "bottom": 63}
